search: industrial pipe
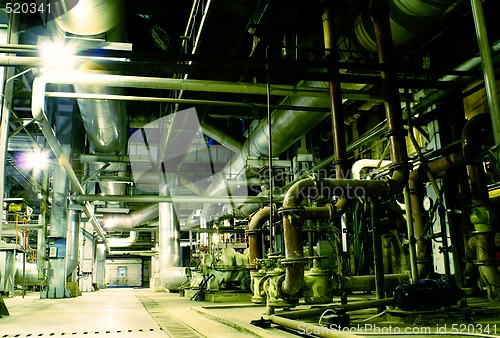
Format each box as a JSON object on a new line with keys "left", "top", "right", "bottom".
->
{"left": 73, "top": 194, "right": 270, "bottom": 204}
{"left": 462, "top": 113, "right": 493, "bottom": 164}
{"left": 267, "top": 315, "right": 362, "bottom": 338}
{"left": 372, "top": 0, "right": 409, "bottom": 193}
{"left": 279, "top": 176, "right": 392, "bottom": 298}
{"left": 276, "top": 298, "right": 395, "bottom": 320}
{"left": 31, "top": 75, "right": 109, "bottom": 251}
{"left": 322, "top": 1, "right": 349, "bottom": 216}
{"left": 470, "top": 0, "right": 500, "bottom": 152}
{"left": 65, "top": 204, "right": 81, "bottom": 277}
{"left": 342, "top": 273, "right": 410, "bottom": 292}
{"left": 107, "top": 231, "right": 139, "bottom": 248}
{"left": 352, "top": 159, "right": 392, "bottom": 180}
{"left": 247, "top": 207, "right": 271, "bottom": 268}
{"left": 102, "top": 204, "right": 160, "bottom": 230}
{"left": 466, "top": 163, "right": 500, "bottom": 300}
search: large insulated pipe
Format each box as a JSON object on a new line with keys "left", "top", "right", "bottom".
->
{"left": 201, "top": 116, "right": 245, "bottom": 153}
{"left": 32, "top": 75, "right": 109, "bottom": 251}
{"left": 65, "top": 204, "right": 81, "bottom": 277}
{"left": 337, "top": 0, "right": 465, "bottom": 58}
{"left": 159, "top": 181, "right": 188, "bottom": 291}
{"left": 102, "top": 204, "right": 159, "bottom": 230}
{"left": 52, "top": 0, "right": 128, "bottom": 203}
{"left": 107, "top": 231, "right": 139, "bottom": 248}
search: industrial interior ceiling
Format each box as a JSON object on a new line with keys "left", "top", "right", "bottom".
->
{"left": 1, "top": 0, "right": 500, "bottom": 331}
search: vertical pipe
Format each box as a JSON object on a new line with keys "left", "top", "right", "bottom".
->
{"left": 37, "top": 168, "right": 50, "bottom": 279}
{"left": 403, "top": 185, "right": 418, "bottom": 283}
{"left": 322, "top": 0, "right": 349, "bottom": 214}
{"left": 370, "top": 198, "right": 386, "bottom": 312}
{"left": 437, "top": 203, "right": 452, "bottom": 277}
{"left": 0, "top": 9, "right": 20, "bottom": 241}
{"left": 372, "top": 0, "right": 408, "bottom": 191}
{"left": 470, "top": 0, "right": 500, "bottom": 148}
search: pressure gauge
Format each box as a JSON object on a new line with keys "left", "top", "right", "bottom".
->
{"left": 423, "top": 196, "right": 433, "bottom": 211}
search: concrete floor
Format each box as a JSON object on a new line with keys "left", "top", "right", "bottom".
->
{"left": 0, "top": 288, "right": 295, "bottom": 338}
{"left": 2, "top": 288, "right": 500, "bottom": 338}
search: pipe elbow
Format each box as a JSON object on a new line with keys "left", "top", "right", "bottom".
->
{"left": 388, "top": 165, "right": 410, "bottom": 194}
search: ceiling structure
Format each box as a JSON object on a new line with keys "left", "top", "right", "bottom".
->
{"left": 1, "top": 0, "right": 500, "bottom": 256}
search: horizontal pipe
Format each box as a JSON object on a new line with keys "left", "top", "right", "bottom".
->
{"left": 276, "top": 298, "right": 394, "bottom": 320}
{"left": 73, "top": 194, "right": 273, "bottom": 204}
{"left": 268, "top": 315, "right": 362, "bottom": 338}
{"left": 45, "top": 91, "right": 380, "bottom": 108}
{"left": 342, "top": 273, "right": 410, "bottom": 291}
{"left": 34, "top": 70, "right": 330, "bottom": 97}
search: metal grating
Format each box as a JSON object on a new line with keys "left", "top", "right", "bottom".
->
{"left": 1, "top": 328, "right": 162, "bottom": 337}
{"left": 134, "top": 293, "right": 203, "bottom": 338}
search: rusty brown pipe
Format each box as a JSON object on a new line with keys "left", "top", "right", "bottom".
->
{"left": 466, "top": 164, "right": 500, "bottom": 301}
{"left": 409, "top": 151, "right": 465, "bottom": 278}
{"left": 462, "top": 113, "right": 493, "bottom": 164}
{"left": 280, "top": 176, "right": 391, "bottom": 297}
{"left": 372, "top": 0, "right": 409, "bottom": 193}
{"left": 247, "top": 207, "right": 271, "bottom": 269}
{"left": 322, "top": 0, "right": 349, "bottom": 215}
{"left": 247, "top": 206, "right": 332, "bottom": 270}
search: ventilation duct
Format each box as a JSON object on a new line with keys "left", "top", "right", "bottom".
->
{"left": 52, "top": 0, "right": 128, "bottom": 205}
{"left": 65, "top": 204, "right": 80, "bottom": 276}
{"left": 102, "top": 204, "right": 160, "bottom": 230}
{"left": 107, "top": 231, "right": 139, "bottom": 248}
{"left": 337, "top": 0, "right": 465, "bottom": 58}
{"left": 159, "top": 199, "right": 188, "bottom": 291}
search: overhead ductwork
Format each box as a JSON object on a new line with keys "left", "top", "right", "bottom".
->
{"left": 203, "top": 1, "right": 466, "bottom": 219}
{"left": 102, "top": 204, "right": 160, "bottom": 230}
{"left": 107, "top": 231, "right": 139, "bottom": 248}
{"left": 52, "top": 0, "right": 128, "bottom": 205}
{"left": 337, "top": 0, "right": 466, "bottom": 58}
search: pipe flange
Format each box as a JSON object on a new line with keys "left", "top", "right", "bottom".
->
{"left": 306, "top": 255, "right": 329, "bottom": 261}
{"left": 278, "top": 206, "right": 305, "bottom": 216}
{"left": 473, "top": 260, "right": 500, "bottom": 266}
{"left": 281, "top": 258, "right": 309, "bottom": 266}
{"left": 385, "top": 128, "right": 407, "bottom": 139}
{"left": 246, "top": 229, "right": 264, "bottom": 235}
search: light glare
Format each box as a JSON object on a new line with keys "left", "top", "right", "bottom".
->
{"left": 39, "top": 41, "right": 76, "bottom": 69}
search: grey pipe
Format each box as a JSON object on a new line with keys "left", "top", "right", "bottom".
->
{"left": 102, "top": 204, "right": 159, "bottom": 230}
{"left": 470, "top": 0, "right": 500, "bottom": 148}
{"left": 31, "top": 88, "right": 109, "bottom": 250}
{"left": 65, "top": 204, "right": 81, "bottom": 276}
{"left": 107, "top": 231, "right": 139, "bottom": 248}
{"left": 159, "top": 201, "right": 188, "bottom": 291}
{"left": 54, "top": 0, "right": 127, "bottom": 202}
{"left": 74, "top": 194, "right": 271, "bottom": 204}
{"left": 267, "top": 315, "right": 362, "bottom": 338}
{"left": 201, "top": 116, "right": 245, "bottom": 153}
